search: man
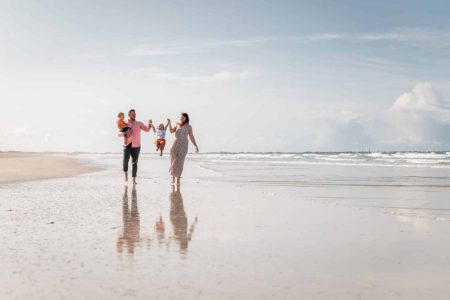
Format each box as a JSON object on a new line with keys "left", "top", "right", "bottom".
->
{"left": 123, "top": 109, "right": 152, "bottom": 184}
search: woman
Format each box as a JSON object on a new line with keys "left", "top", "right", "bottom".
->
{"left": 168, "top": 113, "right": 199, "bottom": 185}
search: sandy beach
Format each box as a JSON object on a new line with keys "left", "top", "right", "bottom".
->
{"left": 4, "top": 1, "right": 450, "bottom": 299}
{"left": 0, "top": 152, "right": 101, "bottom": 184}
{"left": 0, "top": 153, "right": 449, "bottom": 299}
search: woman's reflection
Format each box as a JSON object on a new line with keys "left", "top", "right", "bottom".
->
{"left": 168, "top": 185, "right": 198, "bottom": 255}
{"left": 117, "top": 185, "right": 140, "bottom": 254}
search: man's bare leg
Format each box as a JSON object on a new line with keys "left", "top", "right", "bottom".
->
{"left": 124, "top": 172, "right": 128, "bottom": 182}
{"left": 132, "top": 177, "right": 137, "bottom": 185}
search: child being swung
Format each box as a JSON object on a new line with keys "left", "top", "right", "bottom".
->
{"left": 151, "top": 119, "right": 170, "bottom": 156}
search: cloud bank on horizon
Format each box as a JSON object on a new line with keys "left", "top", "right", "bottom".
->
{"left": 308, "top": 83, "right": 450, "bottom": 151}
{"left": 1, "top": 1, "right": 450, "bottom": 152}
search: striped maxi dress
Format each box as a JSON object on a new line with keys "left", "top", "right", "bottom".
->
{"left": 169, "top": 124, "right": 190, "bottom": 177}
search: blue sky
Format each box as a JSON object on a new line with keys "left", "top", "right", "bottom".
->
{"left": 1, "top": 0, "right": 450, "bottom": 152}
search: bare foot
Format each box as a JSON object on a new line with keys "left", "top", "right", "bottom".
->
{"left": 132, "top": 177, "right": 137, "bottom": 185}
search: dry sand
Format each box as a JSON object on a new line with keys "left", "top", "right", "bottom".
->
{"left": 0, "top": 152, "right": 101, "bottom": 184}
{"left": 0, "top": 154, "right": 449, "bottom": 299}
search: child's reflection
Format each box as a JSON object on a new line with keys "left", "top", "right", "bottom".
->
{"left": 154, "top": 215, "right": 166, "bottom": 246}
{"left": 117, "top": 185, "right": 140, "bottom": 254}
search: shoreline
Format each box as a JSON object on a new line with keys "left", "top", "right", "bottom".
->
{"left": 0, "top": 153, "right": 102, "bottom": 184}
{"left": 0, "top": 156, "right": 449, "bottom": 299}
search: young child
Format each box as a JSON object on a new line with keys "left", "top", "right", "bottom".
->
{"left": 152, "top": 120, "right": 169, "bottom": 156}
{"left": 117, "top": 112, "right": 130, "bottom": 145}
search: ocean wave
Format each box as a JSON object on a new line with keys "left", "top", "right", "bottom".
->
{"left": 192, "top": 151, "right": 450, "bottom": 168}
{"left": 80, "top": 151, "right": 450, "bottom": 168}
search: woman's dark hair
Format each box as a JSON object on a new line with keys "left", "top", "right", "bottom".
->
{"left": 181, "top": 112, "right": 189, "bottom": 125}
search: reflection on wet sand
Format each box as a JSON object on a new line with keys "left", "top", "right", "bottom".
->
{"left": 117, "top": 185, "right": 140, "bottom": 254}
{"left": 168, "top": 185, "right": 198, "bottom": 255}
{"left": 155, "top": 215, "right": 166, "bottom": 246}
{"left": 116, "top": 184, "right": 197, "bottom": 256}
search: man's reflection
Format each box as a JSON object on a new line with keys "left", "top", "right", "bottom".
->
{"left": 168, "top": 185, "right": 198, "bottom": 255}
{"left": 117, "top": 185, "right": 140, "bottom": 254}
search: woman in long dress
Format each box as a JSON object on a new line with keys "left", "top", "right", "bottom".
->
{"left": 168, "top": 113, "right": 199, "bottom": 185}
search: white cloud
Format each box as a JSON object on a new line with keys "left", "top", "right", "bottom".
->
{"left": 131, "top": 68, "right": 256, "bottom": 85}
{"left": 76, "top": 52, "right": 107, "bottom": 60}
{"left": 305, "top": 33, "right": 345, "bottom": 42}
{"left": 384, "top": 83, "right": 450, "bottom": 148}
{"left": 305, "top": 27, "right": 450, "bottom": 47}
{"left": 126, "top": 38, "right": 270, "bottom": 57}
{"left": 126, "top": 47, "right": 184, "bottom": 57}
{"left": 123, "top": 28, "right": 450, "bottom": 58}
{"left": 391, "top": 82, "right": 450, "bottom": 115}
{"left": 355, "top": 27, "right": 450, "bottom": 46}
{"left": 293, "top": 83, "right": 450, "bottom": 151}
{"left": 0, "top": 125, "right": 34, "bottom": 138}
{"left": 312, "top": 116, "right": 372, "bottom": 151}
{"left": 2, "top": 82, "right": 449, "bottom": 152}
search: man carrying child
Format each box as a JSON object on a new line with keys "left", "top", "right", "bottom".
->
{"left": 121, "top": 109, "right": 153, "bottom": 184}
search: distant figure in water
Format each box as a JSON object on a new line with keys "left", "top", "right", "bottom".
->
{"left": 168, "top": 113, "right": 199, "bottom": 185}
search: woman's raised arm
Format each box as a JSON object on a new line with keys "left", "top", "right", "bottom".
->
{"left": 165, "top": 119, "right": 170, "bottom": 130}
{"left": 168, "top": 119, "right": 177, "bottom": 133}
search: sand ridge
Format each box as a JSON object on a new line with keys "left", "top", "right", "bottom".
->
{"left": 0, "top": 152, "right": 102, "bottom": 184}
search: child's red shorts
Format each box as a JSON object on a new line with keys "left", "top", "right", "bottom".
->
{"left": 156, "top": 139, "right": 166, "bottom": 147}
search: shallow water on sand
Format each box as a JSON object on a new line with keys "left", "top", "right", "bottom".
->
{"left": 201, "top": 160, "right": 450, "bottom": 221}
{"left": 1, "top": 156, "right": 450, "bottom": 299}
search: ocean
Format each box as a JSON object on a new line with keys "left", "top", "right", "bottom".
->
{"left": 189, "top": 152, "right": 450, "bottom": 222}
{"left": 189, "top": 151, "right": 450, "bottom": 168}
{"left": 77, "top": 151, "right": 450, "bottom": 222}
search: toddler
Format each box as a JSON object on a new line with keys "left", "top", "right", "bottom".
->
{"left": 117, "top": 112, "right": 130, "bottom": 145}
{"left": 152, "top": 120, "right": 169, "bottom": 156}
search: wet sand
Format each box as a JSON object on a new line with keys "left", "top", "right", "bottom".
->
{"left": 0, "top": 152, "right": 101, "bottom": 184}
{"left": 0, "top": 155, "right": 449, "bottom": 299}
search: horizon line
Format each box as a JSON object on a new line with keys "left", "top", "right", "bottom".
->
{"left": 1, "top": 150, "right": 449, "bottom": 155}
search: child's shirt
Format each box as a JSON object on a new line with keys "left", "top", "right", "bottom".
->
{"left": 117, "top": 119, "right": 128, "bottom": 129}
{"left": 155, "top": 129, "right": 166, "bottom": 140}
